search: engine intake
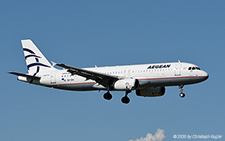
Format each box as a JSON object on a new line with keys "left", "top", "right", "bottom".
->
{"left": 136, "top": 87, "right": 165, "bottom": 97}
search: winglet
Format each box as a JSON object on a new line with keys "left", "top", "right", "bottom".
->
{"left": 51, "top": 61, "right": 57, "bottom": 67}
{"left": 56, "top": 63, "right": 68, "bottom": 68}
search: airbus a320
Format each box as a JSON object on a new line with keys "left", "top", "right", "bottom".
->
{"left": 9, "top": 39, "right": 209, "bottom": 104}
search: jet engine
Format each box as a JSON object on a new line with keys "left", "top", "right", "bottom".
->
{"left": 114, "top": 79, "right": 139, "bottom": 91}
{"left": 136, "top": 87, "right": 165, "bottom": 97}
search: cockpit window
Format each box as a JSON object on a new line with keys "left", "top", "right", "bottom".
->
{"left": 188, "top": 67, "right": 201, "bottom": 70}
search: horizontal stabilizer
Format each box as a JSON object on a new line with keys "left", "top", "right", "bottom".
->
{"left": 8, "top": 72, "right": 40, "bottom": 80}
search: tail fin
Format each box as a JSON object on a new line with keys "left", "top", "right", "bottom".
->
{"left": 21, "top": 39, "right": 55, "bottom": 75}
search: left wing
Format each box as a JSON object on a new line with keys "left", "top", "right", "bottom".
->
{"left": 56, "top": 63, "right": 120, "bottom": 88}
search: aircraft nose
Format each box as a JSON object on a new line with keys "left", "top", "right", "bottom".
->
{"left": 203, "top": 71, "right": 209, "bottom": 80}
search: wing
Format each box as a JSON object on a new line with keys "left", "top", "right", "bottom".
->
{"left": 56, "top": 63, "right": 120, "bottom": 87}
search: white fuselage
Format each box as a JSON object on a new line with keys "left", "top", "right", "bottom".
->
{"left": 10, "top": 39, "right": 209, "bottom": 104}
{"left": 21, "top": 62, "right": 208, "bottom": 91}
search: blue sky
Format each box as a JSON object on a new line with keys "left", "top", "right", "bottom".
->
{"left": 1, "top": 0, "right": 224, "bottom": 140}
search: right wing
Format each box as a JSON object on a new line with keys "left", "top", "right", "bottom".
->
{"left": 56, "top": 63, "right": 120, "bottom": 87}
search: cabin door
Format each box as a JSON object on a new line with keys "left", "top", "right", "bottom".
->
{"left": 175, "top": 64, "right": 181, "bottom": 76}
{"left": 50, "top": 72, "right": 56, "bottom": 84}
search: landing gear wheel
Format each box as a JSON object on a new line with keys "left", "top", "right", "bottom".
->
{"left": 121, "top": 96, "right": 130, "bottom": 104}
{"left": 179, "top": 85, "right": 185, "bottom": 98}
{"left": 179, "top": 93, "right": 185, "bottom": 98}
{"left": 103, "top": 92, "right": 112, "bottom": 100}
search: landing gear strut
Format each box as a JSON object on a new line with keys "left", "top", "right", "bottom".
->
{"left": 103, "top": 92, "right": 112, "bottom": 100}
{"left": 121, "top": 91, "right": 131, "bottom": 104}
{"left": 179, "top": 85, "right": 185, "bottom": 98}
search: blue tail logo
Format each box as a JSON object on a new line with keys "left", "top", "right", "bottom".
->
{"left": 23, "top": 48, "right": 50, "bottom": 76}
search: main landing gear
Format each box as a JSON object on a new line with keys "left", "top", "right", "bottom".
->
{"left": 179, "top": 85, "right": 185, "bottom": 98}
{"left": 121, "top": 91, "right": 131, "bottom": 104}
{"left": 103, "top": 91, "right": 131, "bottom": 104}
{"left": 103, "top": 91, "right": 112, "bottom": 100}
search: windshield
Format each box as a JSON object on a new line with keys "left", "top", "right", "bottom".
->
{"left": 188, "top": 67, "right": 201, "bottom": 70}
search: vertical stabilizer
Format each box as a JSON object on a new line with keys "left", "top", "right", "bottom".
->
{"left": 21, "top": 39, "right": 55, "bottom": 75}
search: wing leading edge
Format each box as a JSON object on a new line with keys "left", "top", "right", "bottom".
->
{"left": 56, "top": 63, "right": 120, "bottom": 88}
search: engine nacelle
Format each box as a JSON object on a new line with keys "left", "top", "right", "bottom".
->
{"left": 136, "top": 87, "right": 165, "bottom": 97}
{"left": 114, "top": 79, "right": 138, "bottom": 90}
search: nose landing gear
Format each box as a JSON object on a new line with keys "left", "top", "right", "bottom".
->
{"left": 179, "top": 85, "right": 185, "bottom": 98}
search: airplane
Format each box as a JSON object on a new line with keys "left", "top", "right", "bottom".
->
{"left": 9, "top": 39, "right": 209, "bottom": 104}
